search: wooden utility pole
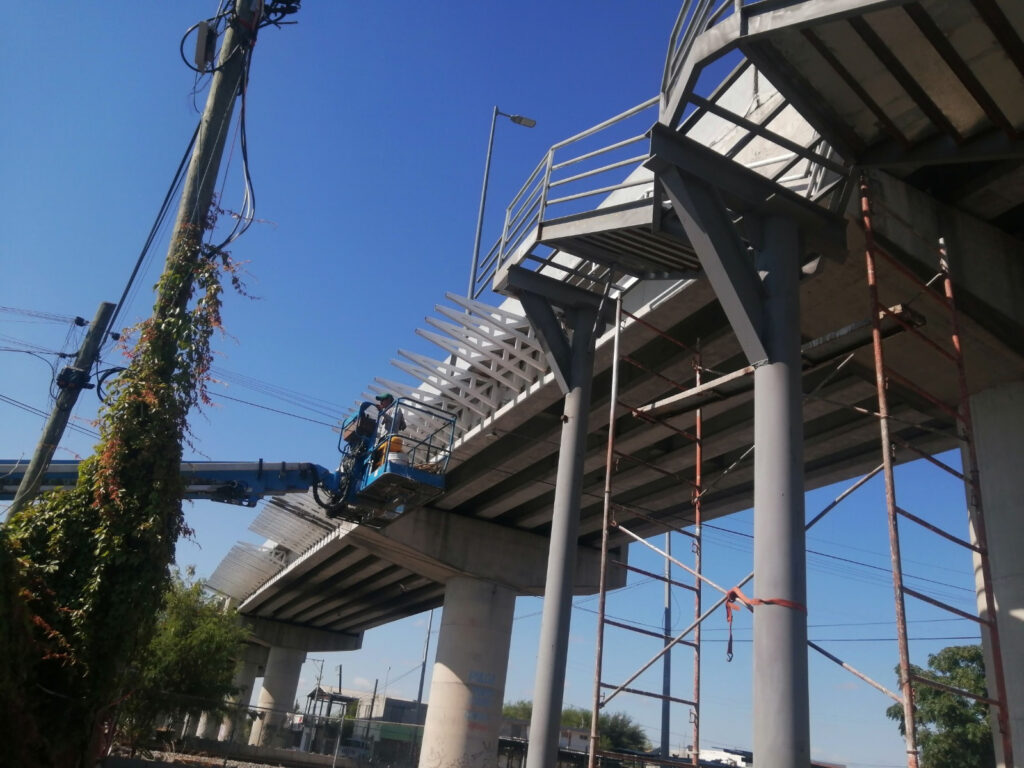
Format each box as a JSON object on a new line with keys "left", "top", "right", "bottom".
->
{"left": 169, "top": 0, "right": 257, "bottom": 251}
{"left": 9, "top": 301, "right": 115, "bottom": 515}
{"left": 9, "top": 0, "right": 260, "bottom": 516}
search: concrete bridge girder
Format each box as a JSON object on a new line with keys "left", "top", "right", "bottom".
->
{"left": 487, "top": 372, "right": 879, "bottom": 531}
{"left": 342, "top": 505, "right": 624, "bottom": 596}
{"left": 438, "top": 281, "right": 725, "bottom": 508}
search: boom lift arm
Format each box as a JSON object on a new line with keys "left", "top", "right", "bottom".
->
{"left": 1, "top": 398, "right": 457, "bottom": 529}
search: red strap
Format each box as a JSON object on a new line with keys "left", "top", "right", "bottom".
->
{"left": 724, "top": 587, "right": 806, "bottom": 662}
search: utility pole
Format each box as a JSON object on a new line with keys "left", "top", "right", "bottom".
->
{"left": 168, "top": 0, "right": 256, "bottom": 257}
{"left": 414, "top": 609, "right": 434, "bottom": 724}
{"left": 366, "top": 678, "right": 379, "bottom": 746}
{"left": 9, "top": 301, "right": 115, "bottom": 515}
{"left": 310, "top": 657, "right": 325, "bottom": 750}
{"left": 9, "top": 0, "right": 259, "bottom": 516}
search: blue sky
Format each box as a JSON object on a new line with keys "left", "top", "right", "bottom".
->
{"left": 0, "top": 4, "right": 982, "bottom": 767}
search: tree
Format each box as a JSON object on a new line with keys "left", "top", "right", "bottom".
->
{"left": 501, "top": 701, "right": 651, "bottom": 753}
{"left": 886, "top": 644, "right": 993, "bottom": 768}
{"left": 0, "top": 215, "right": 234, "bottom": 767}
{"left": 598, "top": 711, "right": 650, "bottom": 753}
{"left": 503, "top": 699, "right": 534, "bottom": 721}
{"left": 117, "top": 570, "right": 250, "bottom": 751}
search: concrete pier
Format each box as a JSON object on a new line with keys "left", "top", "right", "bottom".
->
{"left": 418, "top": 577, "right": 516, "bottom": 768}
{"left": 218, "top": 642, "right": 267, "bottom": 741}
{"left": 249, "top": 645, "right": 306, "bottom": 746}
{"left": 968, "top": 381, "right": 1024, "bottom": 767}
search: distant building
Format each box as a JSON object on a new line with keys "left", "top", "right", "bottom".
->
{"left": 292, "top": 685, "right": 427, "bottom": 759}
{"left": 687, "top": 746, "right": 843, "bottom": 768}
{"left": 696, "top": 746, "right": 750, "bottom": 766}
{"left": 500, "top": 717, "right": 590, "bottom": 752}
{"left": 303, "top": 684, "right": 426, "bottom": 725}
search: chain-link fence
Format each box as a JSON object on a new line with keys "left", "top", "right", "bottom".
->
{"left": 197, "top": 704, "right": 424, "bottom": 767}
{"left": 110, "top": 697, "right": 655, "bottom": 768}
{"left": 109, "top": 696, "right": 425, "bottom": 768}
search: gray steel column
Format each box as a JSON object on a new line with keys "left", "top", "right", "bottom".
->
{"left": 525, "top": 310, "right": 597, "bottom": 768}
{"left": 661, "top": 532, "right": 671, "bottom": 756}
{"left": 752, "top": 216, "right": 810, "bottom": 768}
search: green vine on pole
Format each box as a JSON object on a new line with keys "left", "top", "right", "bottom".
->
{"left": 0, "top": 219, "right": 241, "bottom": 768}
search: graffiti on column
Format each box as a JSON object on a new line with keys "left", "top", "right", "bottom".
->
{"left": 465, "top": 669, "right": 496, "bottom": 732}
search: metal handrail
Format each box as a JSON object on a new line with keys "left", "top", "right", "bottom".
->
{"left": 472, "top": 97, "right": 660, "bottom": 298}
{"left": 548, "top": 153, "right": 649, "bottom": 190}
{"left": 663, "top": 0, "right": 723, "bottom": 96}
{"left": 470, "top": 2, "right": 848, "bottom": 298}
{"left": 547, "top": 177, "right": 651, "bottom": 208}
{"left": 550, "top": 97, "right": 658, "bottom": 152}
{"left": 506, "top": 181, "right": 545, "bottom": 238}
{"left": 656, "top": 0, "right": 850, "bottom": 220}
{"left": 551, "top": 134, "right": 648, "bottom": 171}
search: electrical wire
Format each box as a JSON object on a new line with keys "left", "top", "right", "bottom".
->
{"left": 0, "top": 394, "right": 99, "bottom": 439}
{"left": 210, "top": 367, "right": 344, "bottom": 420}
{"left": 0, "top": 346, "right": 69, "bottom": 362}
{"left": 51, "top": 322, "right": 86, "bottom": 403}
{"left": 701, "top": 521, "right": 973, "bottom": 595}
{"left": 214, "top": 392, "right": 339, "bottom": 428}
{"left": 103, "top": 121, "right": 201, "bottom": 356}
{"left": 102, "top": 3, "right": 302, "bottom": 391}
{"left": 198, "top": 1, "right": 303, "bottom": 253}
{"left": 208, "top": 43, "right": 256, "bottom": 252}
{"left": 0, "top": 306, "right": 78, "bottom": 325}
{"left": 1, "top": 334, "right": 70, "bottom": 354}
{"left": 95, "top": 367, "right": 126, "bottom": 403}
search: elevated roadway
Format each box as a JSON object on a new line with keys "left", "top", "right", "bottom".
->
{"left": 105, "top": 1, "right": 1024, "bottom": 764}
{"left": 211, "top": 0, "right": 1024, "bottom": 643}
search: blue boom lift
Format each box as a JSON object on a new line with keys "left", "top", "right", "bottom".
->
{"left": 0, "top": 397, "right": 457, "bottom": 529}
{"left": 314, "top": 397, "right": 456, "bottom": 526}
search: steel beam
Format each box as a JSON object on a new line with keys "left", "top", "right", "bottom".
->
{"left": 657, "top": 166, "right": 768, "bottom": 365}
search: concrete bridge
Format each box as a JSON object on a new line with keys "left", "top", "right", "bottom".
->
{"left": 203, "top": 2, "right": 1024, "bottom": 766}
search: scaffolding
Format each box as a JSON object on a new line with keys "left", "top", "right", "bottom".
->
{"left": 860, "top": 176, "right": 1014, "bottom": 768}
{"left": 586, "top": 179, "right": 1015, "bottom": 768}
{"left": 587, "top": 298, "right": 716, "bottom": 767}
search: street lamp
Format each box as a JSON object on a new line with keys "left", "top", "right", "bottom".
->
{"left": 467, "top": 105, "right": 537, "bottom": 298}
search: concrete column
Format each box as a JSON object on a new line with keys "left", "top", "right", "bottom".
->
{"left": 249, "top": 645, "right": 306, "bottom": 746}
{"left": 752, "top": 217, "right": 810, "bottom": 768}
{"left": 967, "top": 381, "right": 1024, "bottom": 767}
{"left": 218, "top": 642, "right": 266, "bottom": 741}
{"left": 195, "top": 711, "right": 220, "bottom": 740}
{"left": 419, "top": 576, "right": 516, "bottom": 768}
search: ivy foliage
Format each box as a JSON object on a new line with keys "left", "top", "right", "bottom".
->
{"left": 117, "top": 569, "right": 250, "bottom": 751}
{"left": 886, "top": 644, "right": 994, "bottom": 768}
{"left": 0, "top": 224, "right": 236, "bottom": 768}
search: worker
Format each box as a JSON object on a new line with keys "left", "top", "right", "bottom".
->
{"left": 374, "top": 393, "right": 406, "bottom": 433}
{"left": 372, "top": 393, "right": 406, "bottom": 469}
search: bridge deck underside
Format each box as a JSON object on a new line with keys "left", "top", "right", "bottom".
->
{"left": 232, "top": 0, "right": 1024, "bottom": 636}
{"left": 539, "top": 201, "right": 701, "bottom": 280}
{"left": 237, "top": 234, "right": 1023, "bottom": 635}
{"left": 735, "top": 0, "right": 1024, "bottom": 236}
